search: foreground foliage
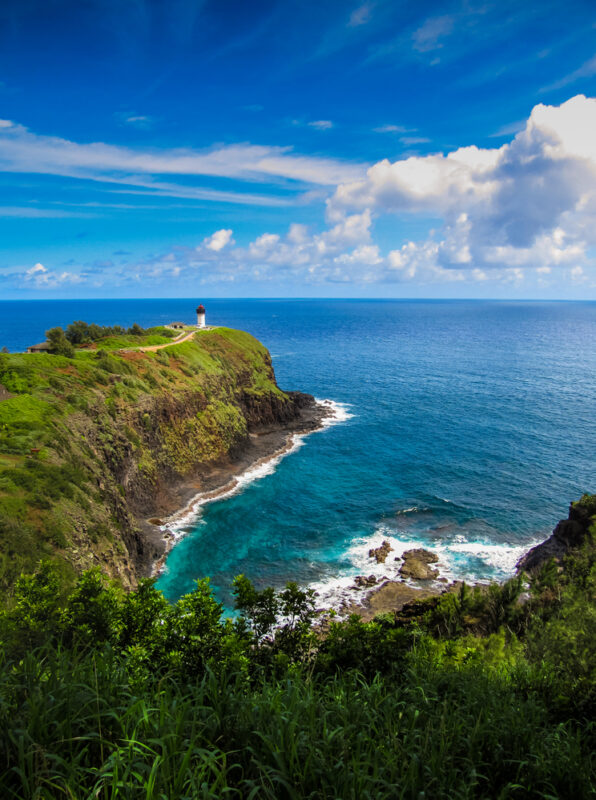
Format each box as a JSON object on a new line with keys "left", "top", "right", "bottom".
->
{"left": 0, "top": 504, "right": 594, "bottom": 799}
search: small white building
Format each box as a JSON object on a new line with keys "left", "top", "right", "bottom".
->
{"left": 196, "top": 304, "right": 206, "bottom": 328}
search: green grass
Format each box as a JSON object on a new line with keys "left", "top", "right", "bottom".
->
{"left": 85, "top": 333, "right": 173, "bottom": 350}
{"left": 0, "top": 647, "right": 591, "bottom": 800}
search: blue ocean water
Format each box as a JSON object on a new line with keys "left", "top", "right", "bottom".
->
{"left": 1, "top": 299, "right": 595, "bottom": 609}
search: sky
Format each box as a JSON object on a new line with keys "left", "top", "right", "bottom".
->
{"left": 1, "top": 0, "right": 596, "bottom": 299}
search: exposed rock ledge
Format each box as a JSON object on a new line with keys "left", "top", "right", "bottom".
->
{"left": 516, "top": 496, "right": 595, "bottom": 574}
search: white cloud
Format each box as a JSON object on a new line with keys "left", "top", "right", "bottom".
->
{"left": 26, "top": 262, "right": 47, "bottom": 275}
{"left": 0, "top": 121, "right": 366, "bottom": 205}
{"left": 412, "top": 15, "right": 454, "bottom": 52}
{"left": 400, "top": 136, "right": 431, "bottom": 145}
{"left": 348, "top": 3, "right": 373, "bottom": 27}
{"left": 541, "top": 55, "right": 596, "bottom": 93}
{"left": 23, "top": 262, "right": 84, "bottom": 288}
{"left": 0, "top": 206, "right": 95, "bottom": 218}
{"left": 329, "top": 95, "right": 596, "bottom": 276}
{"left": 0, "top": 119, "right": 14, "bottom": 129}
{"left": 124, "top": 115, "right": 154, "bottom": 129}
{"left": 488, "top": 120, "right": 525, "bottom": 138}
{"left": 373, "top": 124, "right": 410, "bottom": 133}
{"left": 307, "top": 120, "right": 333, "bottom": 130}
{"left": 202, "top": 228, "right": 234, "bottom": 251}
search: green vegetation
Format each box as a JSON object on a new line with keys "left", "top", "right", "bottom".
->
{"left": 43, "top": 320, "right": 181, "bottom": 352}
{"left": 1, "top": 511, "right": 595, "bottom": 798}
{"left": 46, "top": 327, "right": 75, "bottom": 358}
{"left": 0, "top": 327, "right": 290, "bottom": 595}
{"left": 63, "top": 319, "right": 178, "bottom": 346}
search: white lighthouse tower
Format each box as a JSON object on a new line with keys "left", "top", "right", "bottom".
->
{"left": 196, "top": 303, "right": 206, "bottom": 328}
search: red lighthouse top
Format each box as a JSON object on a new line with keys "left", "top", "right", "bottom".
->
{"left": 196, "top": 304, "right": 205, "bottom": 314}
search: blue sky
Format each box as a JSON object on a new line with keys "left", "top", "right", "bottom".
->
{"left": 1, "top": 0, "right": 596, "bottom": 299}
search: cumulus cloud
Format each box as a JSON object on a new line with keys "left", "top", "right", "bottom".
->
{"left": 202, "top": 229, "right": 234, "bottom": 251}
{"left": 154, "top": 94, "right": 594, "bottom": 289}
{"left": 328, "top": 95, "right": 596, "bottom": 278}
{"left": 308, "top": 120, "right": 334, "bottom": 130}
{"left": 23, "top": 262, "right": 83, "bottom": 288}
{"left": 26, "top": 262, "right": 47, "bottom": 276}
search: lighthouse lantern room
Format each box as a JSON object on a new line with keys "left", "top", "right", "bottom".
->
{"left": 196, "top": 304, "right": 206, "bottom": 328}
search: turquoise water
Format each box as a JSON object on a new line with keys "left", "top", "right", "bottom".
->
{"left": 2, "top": 299, "right": 595, "bottom": 609}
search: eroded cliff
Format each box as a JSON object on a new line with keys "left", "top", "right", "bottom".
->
{"left": 0, "top": 328, "right": 318, "bottom": 595}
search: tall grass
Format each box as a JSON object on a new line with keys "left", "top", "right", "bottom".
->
{"left": 0, "top": 643, "right": 593, "bottom": 799}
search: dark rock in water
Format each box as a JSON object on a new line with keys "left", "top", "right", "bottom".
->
{"left": 353, "top": 574, "right": 378, "bottom": 589}
{"left": 400, "top": 548, "right": 440, "bottom": 580}
{"left": 369, "top": 540, "right": 393, "bottom": 563}
{"left": 517, "top": 496, "right": 596, "bottom": 574}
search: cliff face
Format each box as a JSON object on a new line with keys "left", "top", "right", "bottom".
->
{"left": 0, "top": 328, "right": 314, "bottom": 596}
{"left": 517, "top": 494, "right": 596, "bottom": 574}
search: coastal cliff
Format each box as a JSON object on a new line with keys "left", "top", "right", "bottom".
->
{"left": 517, "top": 494, "right": 596, "bottom": 573}
{"left": 0, "top": 328, "right": 321, "bottom": 596}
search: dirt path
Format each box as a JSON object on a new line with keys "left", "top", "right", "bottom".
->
{"left": 121, "top": 327, "right": 214, "bottom": 353}
{"left": 135, "top": 329, "right": 197, "bottom": 352}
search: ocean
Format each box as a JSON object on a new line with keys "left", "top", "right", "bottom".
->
{"left": 1, "top": 299, "right": 595, "bottom": 610}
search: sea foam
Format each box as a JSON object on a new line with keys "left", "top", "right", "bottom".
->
{"left": 308, "top": 524, "right": 542, "bottom": 617}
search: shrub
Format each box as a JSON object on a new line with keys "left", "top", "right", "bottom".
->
{"left": 46, "top": 327, "right": 75, "bottom": 358}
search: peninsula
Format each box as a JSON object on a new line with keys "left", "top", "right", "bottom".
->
{"left": 0, "top": 320, "right": 328, "bottom": 595}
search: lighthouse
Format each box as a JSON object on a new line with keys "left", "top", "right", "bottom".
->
{"left": 196, "top": 303, "right": 206, "bottom": 328}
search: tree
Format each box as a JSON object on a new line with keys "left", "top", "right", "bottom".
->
{"left": 46, "top": 327, "right": 75, "bottom": 357}
{"left": 1, "top": 346, "right": 8, "bottom": 354}
{"left": 128, "top": 323, "right": 145, "bottom": 336}
{"left": 65, "top": 320, "right": 91, "bottom": 344}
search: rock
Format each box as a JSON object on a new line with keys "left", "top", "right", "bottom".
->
{"left": 148, "top": 517, "right": 164, "bottom": 526}
{"left": 399, "top": 548, "right": 440, "bottom": 580}
{"left": 353, "top": 574, "right": 378, "bottom": 589}
{"left": 400, "top": 559, "right": 439, "bottom": 580}
{"left": 402, "top": 548, "right": 439, "bottom": 563}
{"left": 517, "top": 496, "right": 596, "bottom": 574}
{"left": 351, "top": 580, "right": 438, "bottom": 622}
{"left": 368, "top": 540, "right": 393, "bottom": 564}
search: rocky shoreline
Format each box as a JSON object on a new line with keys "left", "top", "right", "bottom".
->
{"left": 333, "top": 541, "right": 453, "bottom": 621}
{"left": 143, "top": 394, "right": 334, "bottom": 577}
{"left": 336, "top": 499, "right": 594, "bottom": 622}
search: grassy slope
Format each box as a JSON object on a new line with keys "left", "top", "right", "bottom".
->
{"left": 0, "top": 328, "right": 287, "bottom": 597}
